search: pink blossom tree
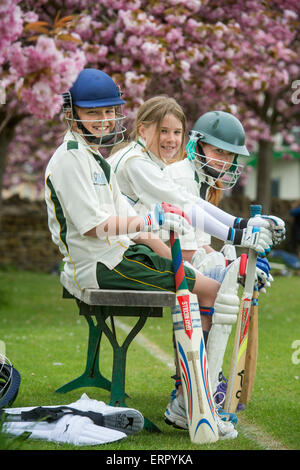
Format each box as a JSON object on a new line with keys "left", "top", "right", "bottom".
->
{"left": 1, "top": 0, "right": 300, "bottom": 218}
{"left": 0, "top": 0, "right": 86, "bottom": 217}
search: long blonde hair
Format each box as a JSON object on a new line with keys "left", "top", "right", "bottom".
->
{"left": 207, "top": 181, "right": 224, "bottom": 206}
{"left": 132, "top": 95, "right": 186, "bottom": 163}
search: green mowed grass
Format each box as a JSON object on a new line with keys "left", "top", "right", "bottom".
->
{"left": 0, "top": 269, "right": 299, "bottom": 450}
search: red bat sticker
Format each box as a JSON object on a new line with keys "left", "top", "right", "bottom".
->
{"left": 177, "top": 294, "right": 193, "bottom": 339}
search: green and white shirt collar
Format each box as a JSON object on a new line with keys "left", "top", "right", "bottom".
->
{"left": 137, "top": 137, "right": 167, "bottom": 170}
{"left": 64, "top": 130, "right": 102, "bottom": 157}
{"left": 63, "top": 130, "right": 111, "bottom": 184}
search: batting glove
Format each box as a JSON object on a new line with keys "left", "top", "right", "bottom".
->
{"left": 143, "top": 203, "right": 192, "bottom": 235}
{"left": 256, "top": 256, "right": 274, "bottom": 293}
{"left": 247, "top": 215, "right": 286, "bottom": 245}
{"left": 227, "top": 225, "right": 273, "bottom": 257}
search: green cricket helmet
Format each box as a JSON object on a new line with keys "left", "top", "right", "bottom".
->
{"left": 186, "top": 111, "right": 250, "bottom": 190}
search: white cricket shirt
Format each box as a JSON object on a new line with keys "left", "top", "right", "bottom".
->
{"left": 45, "top": 130, "right": 136, "bottom": 290}
{"left": 163, "top": 159, "right": 212, "bottom": 248}
{"left": 108, "top": 138, "right": 199, "bottom": 250}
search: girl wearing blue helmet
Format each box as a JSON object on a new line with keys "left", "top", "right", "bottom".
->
{"left": 47, "top": 68, "right": 212, "bottom": 294}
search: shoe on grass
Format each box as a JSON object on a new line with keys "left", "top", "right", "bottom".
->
{"left": 164, "top": 390, "right": 238, "bottom": 440}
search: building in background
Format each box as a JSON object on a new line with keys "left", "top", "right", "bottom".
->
{"left": 244, "top": 128, "right": 300, "bottom": 201}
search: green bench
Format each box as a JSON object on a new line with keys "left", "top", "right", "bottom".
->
{"left": 55, "top": 272, "right": 176, "bottom": 432}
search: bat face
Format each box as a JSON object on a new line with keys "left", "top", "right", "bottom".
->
{"left": 240, "top": 286, "right": 259, "bottom": 405}
{"left": 224, "top": 294, "right": 252, "bottom": 412}
{"left": 234, "top": 297, "right": 251, "bottom": 400}
{"left": 167, "top": 230, "right": 218, "bottom": 443}
{"left": 172, "top": 293, "right": 218, "bottom": 443}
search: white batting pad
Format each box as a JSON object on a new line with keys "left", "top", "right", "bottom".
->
{"left": 2, "top": 394, "right": 145, "bottom": 445}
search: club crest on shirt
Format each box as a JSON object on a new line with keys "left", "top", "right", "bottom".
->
{"left": 93, "top": 171, "right": 106, "bottom": 185}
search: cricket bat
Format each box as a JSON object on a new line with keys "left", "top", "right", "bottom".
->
{"left": 224, "top": 204, "right": 262, "bottom": 413}
{"left": 240, "top": 285, "right": 259, "bottom": 405}
{"left": 163, "top": 201, "right": 218, "bottom": 443}
{"left": 240, "top": 204, "right": 262, "bottom": 405}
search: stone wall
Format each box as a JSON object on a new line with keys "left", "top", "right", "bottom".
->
{"left": 0, "top": 195, "right": 297, "bottom": 273}
{"left": 0, "top": 196, "right": 61, "bottom": 273}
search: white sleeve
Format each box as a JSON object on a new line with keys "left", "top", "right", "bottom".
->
{"left": 111, "top": 172, "right": 137, "bottom": 217}
{"left": 126, "top": 156, "right": 236, "bottom": 242}
{"left": 198, "top": 199, "right": 236, "bottom": 227}
{"left": 187, "top": 204, "right": 230, "bottom": 241}
{"left": 126, "top": 157, "right": 199, "bottom": 210}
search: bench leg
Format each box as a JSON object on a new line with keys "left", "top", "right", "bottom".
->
{"left": 55, "top": 315, "right": 111, "bottom": 394}
{"left": 96, "top": 313, "right": 161, "bottom": 433}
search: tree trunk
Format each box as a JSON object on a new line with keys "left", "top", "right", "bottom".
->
{"left": 256, "top": 139, "right": 274, "bottom": 213}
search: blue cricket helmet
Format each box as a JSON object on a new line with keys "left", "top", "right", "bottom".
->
{"left": 69, "top": 68, "right": 125, "bottom": 108}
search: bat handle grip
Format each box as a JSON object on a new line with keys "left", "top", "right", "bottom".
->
{"left": 239, "top": 253, "right": 248, "bottom": 276}
{"left": 170, "top": 230, "right": 175, "bottom": 246}
{"left": 250, "top": 204, "right": 262, "bottom": 217}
